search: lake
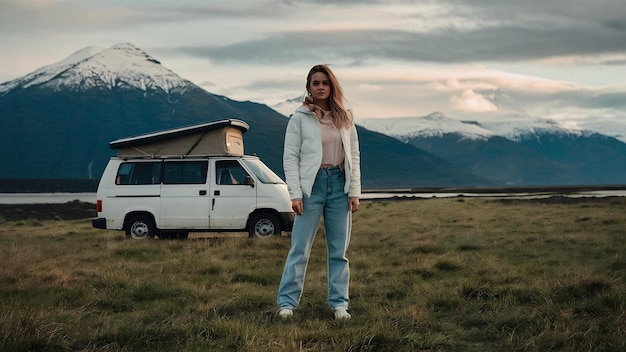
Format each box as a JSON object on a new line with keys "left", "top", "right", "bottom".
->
{"left": 2, "top": 189, "right": 626, "bottom": 204}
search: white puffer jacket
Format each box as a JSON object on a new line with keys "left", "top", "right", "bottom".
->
{"left": 283, "top": 105, "right": 361, "bottom": 200}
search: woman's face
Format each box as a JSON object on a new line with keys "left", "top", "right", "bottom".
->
{"left": 308, "top": 72, "right": 332, "bottom": 102}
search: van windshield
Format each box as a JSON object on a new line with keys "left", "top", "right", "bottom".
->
{"left": 241, "top": 159, "right": 285, "bottom": 184}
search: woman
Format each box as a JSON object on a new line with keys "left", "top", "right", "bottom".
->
{"left": 277, "top": 64, "right": 361, "bottom": 320}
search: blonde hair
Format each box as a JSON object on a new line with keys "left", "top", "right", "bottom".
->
{"left": 303, "top": 64, "right": 353, "bottom": 129}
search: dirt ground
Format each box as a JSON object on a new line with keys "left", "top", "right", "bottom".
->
{"left": 0, "top": 200, "right": 96, "bottom": 221}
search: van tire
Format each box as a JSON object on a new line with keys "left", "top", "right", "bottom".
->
{"left": 126, "top": 215, "right": 156, "bottom": 239}
{"left": 248, "top": 213, "right": 280, "bottom": 238}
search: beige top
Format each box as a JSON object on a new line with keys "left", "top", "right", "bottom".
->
{"left": 319, "top": 111, "right": 345, "bottom": 167}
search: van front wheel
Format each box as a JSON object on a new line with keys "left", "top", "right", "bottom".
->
{"left": 126, "top": 215, "right": 156, "bottom": 239}
{"left": 248, "top": 214, "right": 280, "bottom": 238}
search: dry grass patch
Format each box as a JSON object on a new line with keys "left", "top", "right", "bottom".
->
{"left": 1, "top": 196, "right": 624, "bottom": 351}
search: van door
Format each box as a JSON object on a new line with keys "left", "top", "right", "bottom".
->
{"left": 210, "top": 159, "right": 256, "bottom": 229}
{"left": 160, "top": 160, "right": 210, "bottom": 229}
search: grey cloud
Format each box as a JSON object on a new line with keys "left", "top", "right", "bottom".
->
{"left": 605, "top": 19, "right": 626, "bottom": 32}
{"left": 512, "top": 88, "right": 626, "bottom": 112}
{"left": 604, "top": 59, "right": 626, "bottom": 66}
{"left": 144, "top": 2, "right": 285, "bottom": 20}
{"left": 172, "top": 23, "right": 626, "bottom": 65}
{"left": 0, "top": 1, "right": 285, "bottom": 34}
{"left": 440, "top": 0, "right": 625, "bottom": 19}
{"left": 173, "top": 33, "right": 345, "bottom": 64}
{"left": 198, "top": 80, "right": 216, "bottom": 87}
{"left": 581, "top": 91, "right": 626, "bottom": 110}
{"left": 278, "top": 0, "right": 382, "bottom": 4}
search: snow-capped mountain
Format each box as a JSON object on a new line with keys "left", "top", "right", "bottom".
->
{"left": 360, "top": 112, "right": 626, "bottom": 186}
{"left": 0, "top": 46, "right": 105, "bottom": 93}
{"left": 359, "top": 112, "right": 596, "bottom": 142}
{"left": 271, "top": 96, "right": 301, "bottom": 117}
{"left": 0, "top": 42, "right": 279, "bottom": 180}
{"left": 1, "top": 43, "right": 483, "bottom": 188}
{"left": 578, "top": 119, "right": 626, "bottom": 143}
{"left": 272, "top": 89, "right": 626, "bottom": 144}
{"left": 360, "top": 112, "right": 495, "bottom": 140}
{"left": 3, "top": 42, "right": 625, "bottom": 187}
{"left": 0, "top": 43, "right": 191, "bottom": 95}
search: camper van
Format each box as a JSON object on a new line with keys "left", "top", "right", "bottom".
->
{"left": 91, "top": 119, "right": 294, "bottom": 239}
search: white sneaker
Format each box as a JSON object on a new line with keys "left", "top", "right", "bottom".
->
{"left": 334, "top": 307, "right": 351, "bottom": 320}
{"left": 278, "top": 308, "right": 293, "bottom": 319}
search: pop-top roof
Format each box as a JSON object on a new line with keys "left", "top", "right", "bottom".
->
{"left": 109, "top": 119, "right": 249, "bottom": 157}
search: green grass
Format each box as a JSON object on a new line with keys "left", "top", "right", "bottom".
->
{"left": 1, "top": 197, "right": 625, "bottom": 351}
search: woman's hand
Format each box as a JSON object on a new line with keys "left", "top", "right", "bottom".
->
{"left": 349, "top": 197, "right": 359, "bottom": 213}
{"left": 292, "top": 199, "right": 303, "bottom": 215}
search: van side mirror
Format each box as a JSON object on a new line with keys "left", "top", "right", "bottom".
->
{"left": 243, "top": 176, "right": 254, "bottom": 187}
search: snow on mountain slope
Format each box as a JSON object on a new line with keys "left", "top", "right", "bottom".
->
{"left": 578, "top": 120, "right": 626, "bottom": 143}
{"left": 359, "top": 112, "right": 594, "bottom": 142}
{"left": 0, "top": 46, "right": 106, "bottom": 94}
{"left": 271, "top": 96, "right": 301, "bottom": 116}
{"left": 477, "top": 118, "right": 588, "bottom": 142}
{"left": 360, "top": 112, "right": 495, "bottom": 140}
{"left": 0, "top": 43, "right": 192, "bottom": 95}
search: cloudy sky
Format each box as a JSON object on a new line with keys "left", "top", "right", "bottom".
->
{"left": 1, "top": 0, "right": 626, "bottom": 128}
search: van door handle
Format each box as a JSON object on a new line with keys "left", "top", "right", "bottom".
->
{"left": 214, "top": 190, "right": 220, "bottom": 196}
{"left": 199, "top": 190, "right": 207, "bottom": 196}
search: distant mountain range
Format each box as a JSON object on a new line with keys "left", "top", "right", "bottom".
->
{"left": 360, "top": 113, "right": 626, "bottom": 185}
{"left": 3, "top": 43, "right": 624, "bottom": 190}
{"left": 0, "top": 43, "right": 485, "bottom": 191}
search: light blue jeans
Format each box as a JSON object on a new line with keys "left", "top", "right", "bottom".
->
{"left": 277, "top": 166, "right": 352, "bottom": 310}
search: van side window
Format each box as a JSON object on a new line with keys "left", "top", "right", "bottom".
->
{"left": 116, "top": 162, "right": 161, "bottom": 185}
{"left": 163, "top": 161, "right": 208, "bottom": 184}
{"left": 216, "top": 160, "right": 249, "bottom": 185}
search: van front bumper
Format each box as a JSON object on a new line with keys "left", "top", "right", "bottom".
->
{"left": 92, "top": 217, "right": 107, "bottom": 229}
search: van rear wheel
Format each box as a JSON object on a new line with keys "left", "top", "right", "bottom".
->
{"left": 126, "top": 215, "right": 155, "bottom": 239}
{"left": 248, "top": 213, "right": 280, "bottom": 238}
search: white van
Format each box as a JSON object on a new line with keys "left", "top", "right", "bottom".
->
{"left": 91, "top": 119, "right": 294, "bottom": 239}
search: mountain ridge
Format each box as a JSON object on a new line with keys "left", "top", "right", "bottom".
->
{"left": 0, "top": 43, "right": 190, "bottom": 94}
{"left": 360, "top": 113, "right": 626, "bottom": 186}
{"left": 360, "top": 113, "right": 597, "bottom": 143}
{"left": 0, "top": 43, "right": 486, "bottom": 189}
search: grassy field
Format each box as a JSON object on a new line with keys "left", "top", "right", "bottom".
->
{"left": 0, "top": 196, "right": 624, "bottom": 351}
